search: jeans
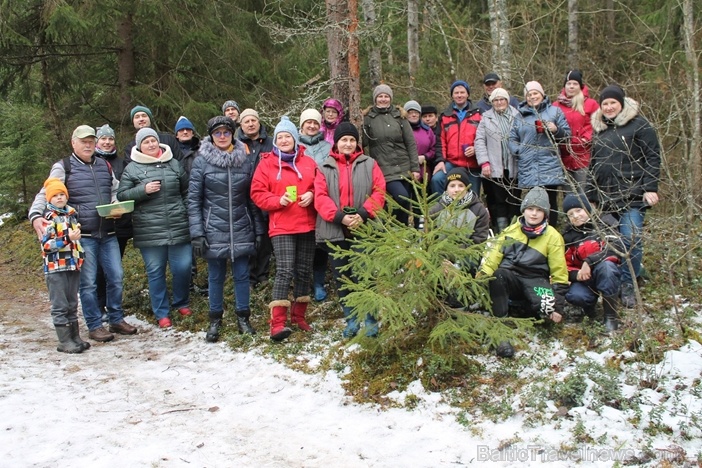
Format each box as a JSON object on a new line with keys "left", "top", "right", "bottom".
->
{"left": 80, "top": 235, "right": 124, "bottom": 331}
{"left": 139, "top": 243, "right": 192, "bottom": 320}
{"left": 618, "top": 207, "right": 645, "bottom": 285}
{"left": 208, "top": 256, "right": 251, "bottom": 314}
{"left": 566, "top": 261, "right": 621, "bottom": 306}
{"left": 430, "top": 161, "right": 481, "bottom": 196}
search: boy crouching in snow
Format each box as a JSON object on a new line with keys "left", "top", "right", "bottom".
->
{"left": 40, "top": 178, "right": 89, "bottom": 353}
{"left": 479, "top": 186, "right": 569, "bottom": 358}
{"left": 562, "top": 193, "right": 622, "bottom": 332}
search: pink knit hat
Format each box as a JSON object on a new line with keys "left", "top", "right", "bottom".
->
{"left": 524, "top": 81, "right": 545, "bottom": 97}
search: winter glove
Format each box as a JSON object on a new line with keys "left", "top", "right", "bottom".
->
{"left": 192, "top": 237, "right": 208, "bottom": 258}
{"left": 255, "top": 235, "right": 262, "bottom": 252}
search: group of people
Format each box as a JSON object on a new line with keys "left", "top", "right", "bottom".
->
{"left": 31, "top": 70, "right": 660, "bottom": 356}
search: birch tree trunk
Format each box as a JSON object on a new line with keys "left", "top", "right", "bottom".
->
{"left": 681, "top": 0, "right": 701, "bottom": 209}
{"left": 488, "top": 0, "right": 511, "bottom": 84}
{"left": 407, "top": 0, "right": 420, "bottom": 97}
{"left": 361, "top": 0, "right": 382, "bottom": 88}
{"left": 567, "top": 0, "right": 578, "bottom": 68}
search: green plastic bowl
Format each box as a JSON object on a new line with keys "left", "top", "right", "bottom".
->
{"left": 95, "top": 200, "right": 134, "bottom": 217}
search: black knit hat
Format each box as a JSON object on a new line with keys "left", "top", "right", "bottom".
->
{"left": 207, "top": 116, "right": 236, "bottom": 138}
{"left": 333, "top": 122, "right": 359, "bottom": 145}
{"left": 421, "top": 105, "right": 437, "bottom": 115}
{"left": 564, "top": 70, "right": 583, "bottom": 89}
{"left": 445, "top": 167, "right": 471, "bottom": 189}
{"left": 599, "top": 85, "right": 626, "bottom": 107}
{"left": 562, "top": 193, "right": 592, "bottom": 214}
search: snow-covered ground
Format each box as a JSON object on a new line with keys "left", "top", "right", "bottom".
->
{"left": 1, "top": 304, "right": 701, "bottom": 467}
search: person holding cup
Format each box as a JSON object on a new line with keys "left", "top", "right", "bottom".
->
{"left": 509, "top": 81, "right": 571, "bottom": 227}
{"left": 251, "top": 117, "right": 318, "bottom": 341}
{"left": 118, "top": 128, "right": 192, "bottom": 328}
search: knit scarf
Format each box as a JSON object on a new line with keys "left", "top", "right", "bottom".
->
{"left": 47, "top": 203, "right": 69, "bottom": 215}
{"left": 440, "top": 190, "right": 474, "bottom": 208}
{"left": 520, "top": 216, "right": 548, "bottom": 239}
{"left": 495, "top": 110, "right": 513, "bottom": 169}
{"left": 557, "top": 91, "right": 573, "bottom": 108}
{"left": 273, "top": 146, "right": 302, "bottom": 181}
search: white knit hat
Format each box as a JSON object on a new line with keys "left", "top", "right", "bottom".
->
{"left": 299, "top": 108, "right": 322, "bottom": 127}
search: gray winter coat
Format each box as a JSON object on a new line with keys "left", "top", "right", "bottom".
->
{"left": 117, "top": 145, "right": 190, "bottom": 248}
{"left": 362, "top": 105, "right": 419, "bottom": 182}
{"left": 475, "top": 106, "right": 519, "bottom": 179}
{"left": 300, "top": 132, "right": 332, "bottom": 166}
{"left": 509, "top": 97, "right": 571, "bottom": 187}
{"left": 188, "top": 139, "right": 263, "bottom": 260}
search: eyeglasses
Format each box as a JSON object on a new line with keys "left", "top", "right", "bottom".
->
{"left": 213, "top": 130, "right": 232, "bottom": 138}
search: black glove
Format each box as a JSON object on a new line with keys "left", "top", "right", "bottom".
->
{"left": 255, "top": 235, "right": 262, "bottom": 252}
{"left": 192, "top": 237, "right": 208, "bottom": 258}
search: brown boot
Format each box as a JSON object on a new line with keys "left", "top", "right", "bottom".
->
{"left": 269, "top": 300, "right": 292, "bottom": 342}
{"left": 88, "top": 326, "right": 114, "bottom": 342}
{"left": 290, "top": 296, "right": 312, "bottom": 331}
{"left": 109, "top": 320, "right": 138, "bottom": 335}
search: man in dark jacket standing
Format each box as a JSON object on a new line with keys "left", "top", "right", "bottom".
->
{"left": 124, "top": 105, "right": 184, "bottom": 164}
{"left": 29, "top": 125, "right": 138, "bottom": 343}
{"left": 236, "top": 108, "right": 274, "bottom": 288}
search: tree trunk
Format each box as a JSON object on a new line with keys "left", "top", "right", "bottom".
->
{"left": 326, "top": 0, "right": 361, "bottom": 129}
{"left": 682, "top": 0, "right": 701, "bottom": 209}
{"left": 407, "top": 0, "right": 420, "bottom": 97}
{"left": 347, "top": 0, "right": 362, "bottom": 129}
{"left": 117, "top": 9, "right": 135, "bottom": 123}
{"left": 567, "top": 0, "right": 578, "bottom": 68}
{"left": 488, "top": 0, "right": 511, "bottom": 85}
{"left": 361, "top": 0, "right": 382, "bottom": 88}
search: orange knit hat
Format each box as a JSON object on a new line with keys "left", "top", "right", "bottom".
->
{"left": 44, "top": 178, "right": 68, "bottom": 201}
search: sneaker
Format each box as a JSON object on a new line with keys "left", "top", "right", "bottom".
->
{"left": 178, "top": 307, "right": 193, "bottom": 316}
{"left": 158, "top": 317, "right": 172, "bottom": 328}
{"left": 88, "top": 326, "right": 114, "bottom": 342}
{"left": 109, "top": 320, "right": 138, "bottom": 335}
{"left": 620, "top": 283, "right": 636, "bottom": 309}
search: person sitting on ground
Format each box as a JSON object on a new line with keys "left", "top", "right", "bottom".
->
{"left": 428, "top": 167, "right": 490, "bottom": 308}
{"left": 480, "top": 186, "right": 568, "bottom": 358}
{"left": 562, "top": 193, "right": 622, "bottom": 331}
{"left": 40, "top": 178, "right": 89, "bottom": 354}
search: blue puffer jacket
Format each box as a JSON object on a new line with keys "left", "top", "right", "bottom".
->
{"left": 188, "top": 139, "right": 264, "bottom": 260}
{"left": 509, "top": 97, "right": 571, "bottom": 188}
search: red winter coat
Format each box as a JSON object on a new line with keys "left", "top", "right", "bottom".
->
{"left": 250, "top": 146, "right": 317, "bottom": 237}
{"left": 439, "top": 103, "right": 482, "bottom": 169}
{"left": 553, "top": 87, "right": 599, "bottom": 170}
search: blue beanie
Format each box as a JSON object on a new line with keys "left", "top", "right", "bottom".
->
{"left": 450, "top": 80, "right": 470, "bottom": 96}
{"left": 273, "top": 116, "right": 299, "bottom": 148}
{"left": 130, "top": 105, "right": 154, "bottom": 122}
{"left": 174, "top": 116, "right": 195, "bottom": 133}
{"left": 562, "top": 193, "right": 593, "bottom": 214}
{"left": 135, "top": 128, "right": 159, "bottom": 150}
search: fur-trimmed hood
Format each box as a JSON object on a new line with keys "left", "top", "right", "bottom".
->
{"left": 130, "top": 144, "right": 173, "bottom": 164}
{"left": 591, "top": 97, "right": 639, "bottom": 133}
{"left": 362, "top": 105, "right": 407, "bottom": 118}
{"left": 197, "top": 139, "right": 249, "bottom": 168}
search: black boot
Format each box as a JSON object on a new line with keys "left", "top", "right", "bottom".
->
{"left": 55, "top": 324, "right": 83, "bottom": 354}
{"left": 496, "top": 340, "right": 515, "bottom": 359}
{"left": 205, "top": 314, "right": 222, "bottom": 343}
{"left": 582, "top": 302, "right": 597, "bottom": 320}
{"left": 69, "top": 321, "right": 91, "bottom": 351}
{"left": 602, "top": 295, "right": 620, "bottom": 332}
{"left": 235, "top": 309, "right": 256, "bottom": 335}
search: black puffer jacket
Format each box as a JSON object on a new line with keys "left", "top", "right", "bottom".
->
{"left": 96, "top": 147, "right": 132, "bottom": 239}
{"left": 188, "top": 139, "right": 264, "bottom": 260}
{"left": 588, "top": 97, "right": 661, "bottom": 212}
{"left": 117, "top": 145, "right": 190, "bottom": 248}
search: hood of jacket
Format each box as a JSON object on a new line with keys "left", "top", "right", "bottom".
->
{"left": 130, "top": 144, "right": 174, "bottom": 164}
{"left": 517, "top": 96, "right": 555, "bottom": 116}
{"left": 299, "top": 131, "right": 326, "bottom": 146}
{"left": 591, "top": 97, "right": 640, "bottom": 133}
{"left": 198, "top": 139, "right": 249, "bottom": 168}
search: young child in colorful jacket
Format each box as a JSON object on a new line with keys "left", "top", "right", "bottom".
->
{"left": 40, "top": 178, "right": 88, "bottom": 353}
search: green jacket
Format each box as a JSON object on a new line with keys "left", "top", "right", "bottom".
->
{"left": 362, "top": 105, "right": 419, "bottom": 182}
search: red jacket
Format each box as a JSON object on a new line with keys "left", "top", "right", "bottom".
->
{"left": 250, "top": 146, "right": 317, "bottom": 237}
{"left": 314, "top": 146, "right": 386, "bottom": 224}
{"left": 553, "top": 87, "right": 599, "bottom": 170}
{"left": 439, "top": 103, "right": 482, "bottom": 169}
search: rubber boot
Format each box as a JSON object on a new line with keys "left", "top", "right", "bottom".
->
{"left": 582, "top": 302, "right": 597, "bottom": 320}
{"left": 602, "top": 295, "right": 620, "bottom": 332}
{"left": 235, "top": 309, "right": 256, "bottom": 335}
{"left": 496, "top": 217, "right": 510, "bottom": 233}
{"left": 342, "top": 306, "right": 360, "bottom": 338}
{"left": 55, "top": 324, "right": 83, "bottom": 354}
{"left": 291, "top": 296, "right": 312, "bottom": 331}
{"left": 206, "top": 312, "right": 223, "bottom": 343}
{"left": 313, "top": 269, "right": 327, "bottom": 301}
{"left": 69, "top": 321, "right": 91, "bottom": 351}
{"left": 269, "top": 300, "right": 292, "bottom": 342}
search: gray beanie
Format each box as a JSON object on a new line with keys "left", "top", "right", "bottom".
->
{"left": 373, "top": 84, "right": 394, "bottom": 103}
{"left": 403, "top": 100, "right": 421, "bottom": 113}
{"left": 521, "top": 186, "right": 550, "bottom": 213}
{"left": 135, "top": 128, "right": 159, "bottom": 150}
{"left": 96, "top": 124, "right": 115, "bottom": 140}
{"left": 222, "top": 100, "right": 240, "bottom": 114}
